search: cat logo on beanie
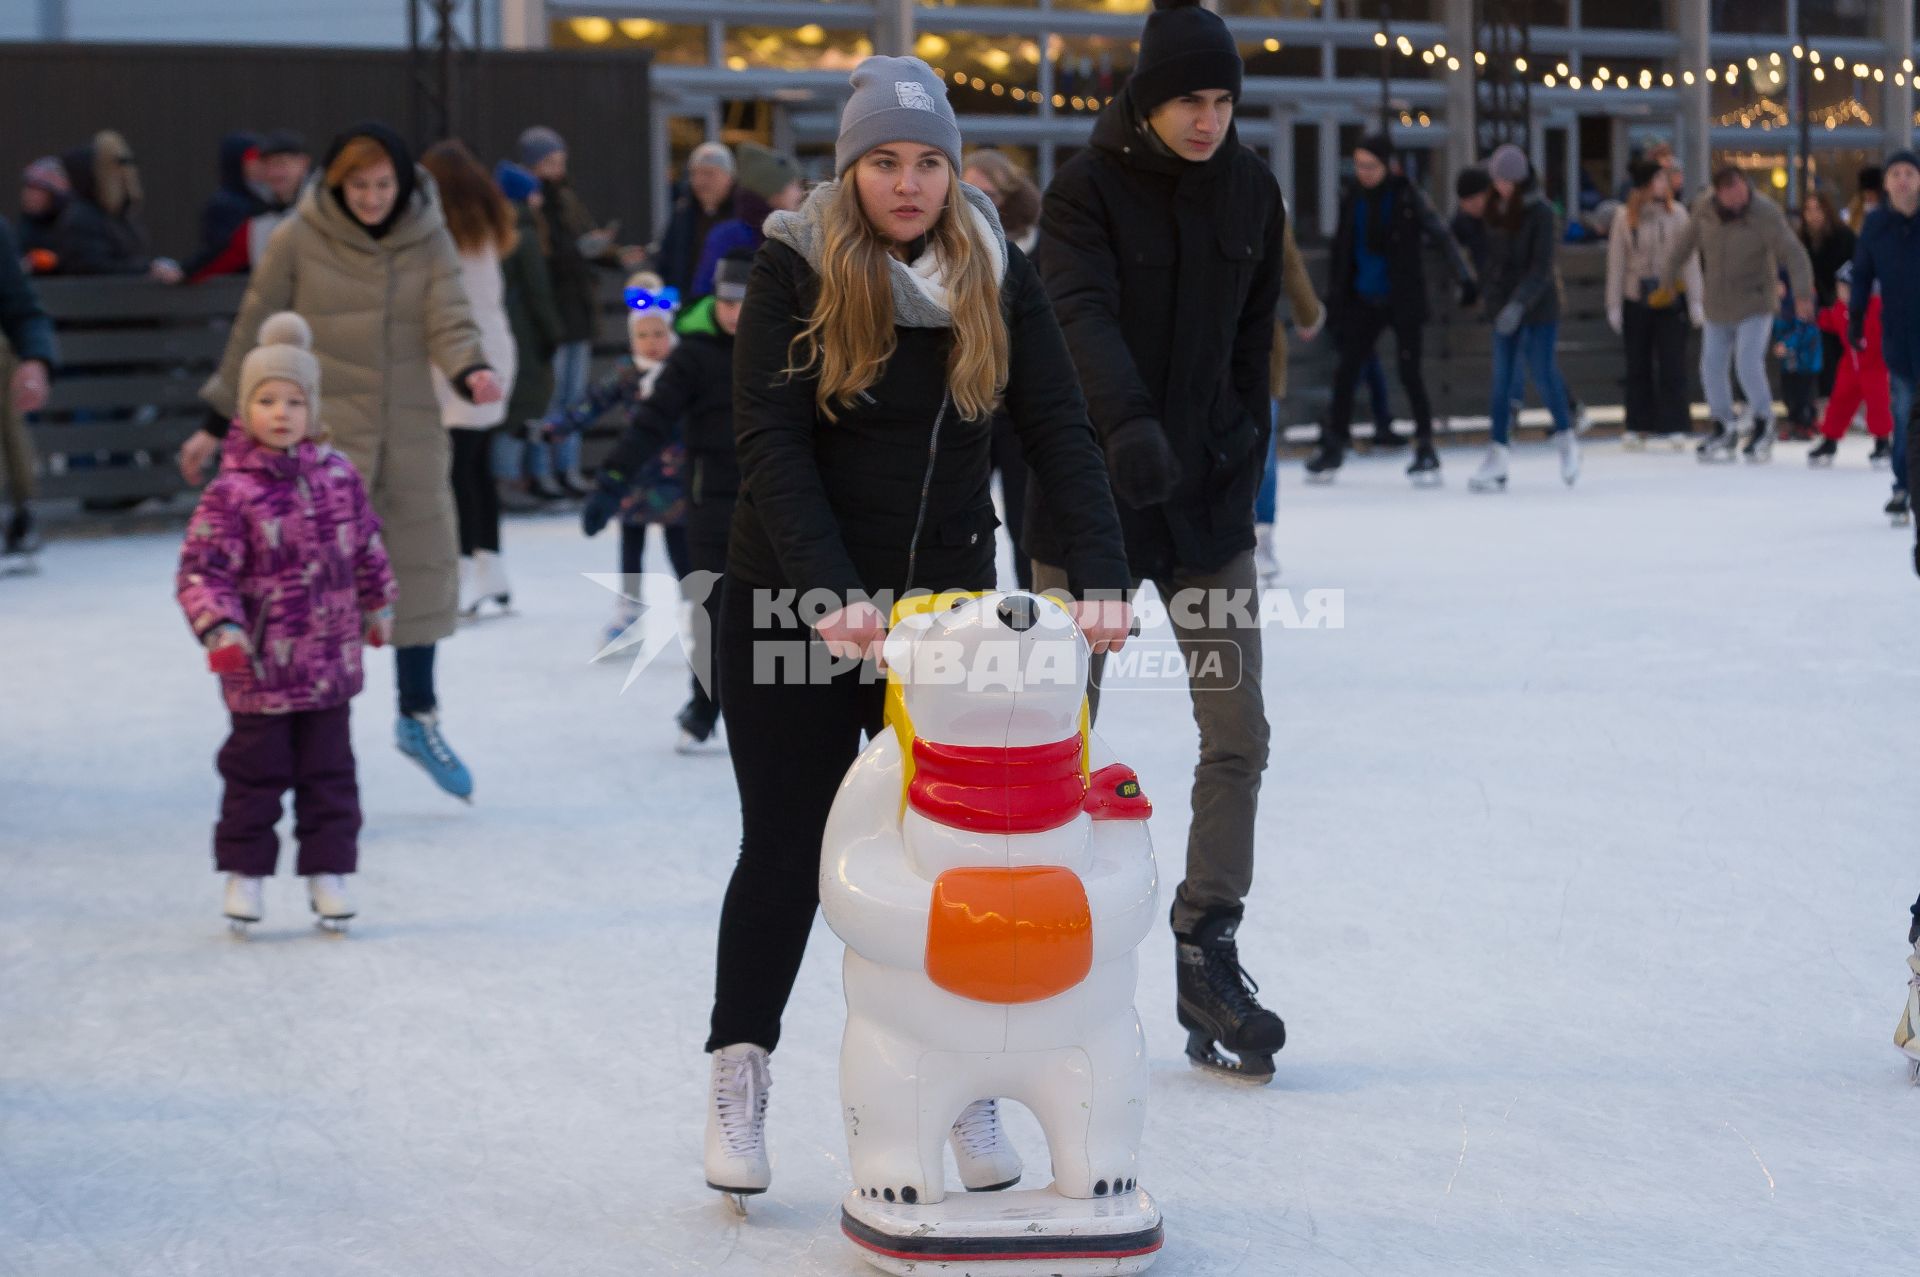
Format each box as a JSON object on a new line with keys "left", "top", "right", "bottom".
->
{"left": 895, "top": 81, "right": 936, "bottom": 112}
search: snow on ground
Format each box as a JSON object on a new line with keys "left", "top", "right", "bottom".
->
{"left": 3, "top": 435, "right": 1917, "bottom": 1276}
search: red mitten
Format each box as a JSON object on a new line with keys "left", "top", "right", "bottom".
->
{"left": 207, "top": 642, "right": 251, "bottom": 675}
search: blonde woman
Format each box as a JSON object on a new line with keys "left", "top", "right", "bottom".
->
{"left": 700, "top": 56, "right": 1132, "bottom": 1203}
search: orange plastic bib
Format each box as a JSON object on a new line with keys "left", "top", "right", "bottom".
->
{"left": 923, "top": 866, "right": 1093, "bottom": 1004}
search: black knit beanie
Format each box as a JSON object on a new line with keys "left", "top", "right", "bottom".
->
{"left": 1130, "top": 0, "right": 1243, "bottom": 115}
{"left": 1356, "top": 133, "right": 1395, "bottom": 167}
{"left": 1455, "top": 166, "right": 1491, "bottom": 199}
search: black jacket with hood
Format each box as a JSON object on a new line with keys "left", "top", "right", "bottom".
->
{"left": 50, "top": 132, "right": 156, "bottom": 276}
{"left": 1027, "top": 83, "right": 1286, "bottom": 579}
{"left": 186, "top": 133, "right": 274, "bottom": 277}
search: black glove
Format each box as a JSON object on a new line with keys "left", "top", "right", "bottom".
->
{"left": 1457, "top": 278, "right": 1480, "bottom": 310}
{"left": 1912, "top": 541, "right": 1919, "bottom": 581}
{"left": 1104, "top": 418, "right": 1179, "bottom": 509}
{"left": 201, "top": 406, "right": 232, "bottom": 439}
{"left": 581, "top": 477, "right": 623, "bottom": 538}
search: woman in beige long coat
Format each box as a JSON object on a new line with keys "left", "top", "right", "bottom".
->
{"left": 182, "top": 123, "right": 501, "bottom": 801}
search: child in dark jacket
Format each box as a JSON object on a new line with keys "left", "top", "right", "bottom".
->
{"left": 544, "top": 272, "right": 690, "bottom": 645}
{"left": 1772, "top": 276, "right": 1823, "bottom": 441}
{"left": 1810, "top": 265, "right": 1894, "bottom": 467}
{"left": 580, "top": 250, "right": 749, "bottom": 751}
{"left": 175, "top": 313, "right": 396, "bottom": 934}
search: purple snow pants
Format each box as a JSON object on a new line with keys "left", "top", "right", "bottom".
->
{"left": 214, "top": 703, "right": 360, "bottom": 876}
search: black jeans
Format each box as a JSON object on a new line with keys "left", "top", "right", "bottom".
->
{"left": 619, "top": 521, "right": 690, "bottom": 579}
{"left": 705, "top": 576, "right": 887, "bottom": 1053}
{"left": 450, "top": 428, "right": 500, "bottom": 556}
{"left": 1328, "top": 302, "right": 1432, "bottom": 449}
{"left": 1622, "top": 301, "right": 1691, "bottom": 437}
{"left": 396, "top": 643, "right": 436, "bottom": 716}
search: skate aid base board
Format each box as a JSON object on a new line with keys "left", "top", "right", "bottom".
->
{"left": 841, "top": 1184, "right": 1163, "bottom": 1275}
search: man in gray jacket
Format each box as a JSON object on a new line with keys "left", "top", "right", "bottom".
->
{"left": 1662, "top": 166, "right": 1814, "bottom": 462}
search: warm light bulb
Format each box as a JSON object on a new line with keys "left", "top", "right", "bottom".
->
{"left": 1474, "top": 51, "right": 1487, "bottom": 66}
{"left": 1514, "top": 56, "right": 1527, "bottom": 72}
{"left": 1266, "top": 38, "right": 1282, "bottom": 52}
{"left": 1374, "top": 31, "right": 1388, "bottom": 47}
{"left": 569, "top": 16, "right": 612, "bottom": 42}
{"left": 1544, "top": 73, "right": 1556, "bottom": 86}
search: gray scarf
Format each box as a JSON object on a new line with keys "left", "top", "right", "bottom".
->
{"left": 764, "top": 180, "right": 1008, "bottom": 329}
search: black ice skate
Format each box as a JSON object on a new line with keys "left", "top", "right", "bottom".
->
{"left": 1808, "top": 437, "right": 1839, "bottom": 467}
{"left": 1888, "top": 489, "right": 1911, "bottom": 527}
{"left": 1175, "top": 909, "right": 1285, "bottom": 1084}
{"left": 1, "top": 506, "right": 40, "bottom": 576}
{"left": 1303, "top": 443, "right": 1344, "bottom": 484}
{"left": 1871, "top": 436, "right": 1893, "bottom": 468}
{"left": 1406, "top": 443, "right": 1441, "bottom": 485}
{"left": 1740, "top": 418, "right": 1775, "bottom": 463}
{"left": 675, "top": 686, "right": 722, "bottom": 754}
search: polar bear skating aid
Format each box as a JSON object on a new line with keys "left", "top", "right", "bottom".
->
{"left": 820, "top": 591, "right": 1164, "bottom": 1275}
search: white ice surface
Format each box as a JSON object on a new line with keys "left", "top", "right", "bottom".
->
{"left": 4, "top": 436, "right": 1918, "bottom": 1276}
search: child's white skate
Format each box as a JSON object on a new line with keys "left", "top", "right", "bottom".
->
{"left": 307, "top": 873, "right": 355, "bottom": 934}
{"left": 223, "top": 873, "right": 264, "bottom": 936}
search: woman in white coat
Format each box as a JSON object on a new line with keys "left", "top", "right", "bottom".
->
{"left": 423, "top": 140, "right": 520, "bottom": 615}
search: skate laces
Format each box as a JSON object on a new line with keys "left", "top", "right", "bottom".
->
{"left": 410, "top": 716, "right": 457, "bottom": 768}
{"left": 951, "top": 1099, "right": 1007, "bottom": 1160}
{"left": 713, "top": 1051, "right": 769, "bottom": 1157}
{"left": 1200, "top": 942, "right": 1266, "bottom": 1019}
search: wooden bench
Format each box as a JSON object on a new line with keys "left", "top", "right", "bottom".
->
{"left": 0, "top": 274, "right": 639, "bottom": 510}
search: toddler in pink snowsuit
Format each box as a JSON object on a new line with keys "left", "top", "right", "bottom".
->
{"left": 176, "top": 313, "right": 396, "bottom": 928}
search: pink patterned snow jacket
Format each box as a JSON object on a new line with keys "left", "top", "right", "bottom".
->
{"left": 177, "top": 428, "right": 397, "bottom": 715}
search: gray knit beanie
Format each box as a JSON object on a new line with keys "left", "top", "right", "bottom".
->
{"left": 517, "top": 126, "right": 566, "bottom": 169}
{"left": 1487, "top": 143, "right": 1531, "bottom": 185}
{"left": 836, "top": 56, "right": 962, "bottom": 177}
{"left": 689, "top": 141, "right": 735, "bottom": 176}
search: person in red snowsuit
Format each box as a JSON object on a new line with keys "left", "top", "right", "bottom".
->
{"left": 1812, "top": 266, "right": 1894, "bottom": 463}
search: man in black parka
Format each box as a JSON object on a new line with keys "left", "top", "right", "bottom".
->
{"left": 1026, "top": 0, "right": 1289, "bottom": 1082}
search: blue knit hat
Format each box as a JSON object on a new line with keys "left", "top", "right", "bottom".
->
{"left": 836, "top": 56, "right": 963, "bottom": 176}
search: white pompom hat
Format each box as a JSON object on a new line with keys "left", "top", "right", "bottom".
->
{"left": 238, "top": 311, "right": 322, "bottom": 429}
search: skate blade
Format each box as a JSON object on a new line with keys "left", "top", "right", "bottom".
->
{"left": 1467, "top": 478, "right": 1508, "bottom": 493}
{"left": 314, "top": 918, "right": 350, "bottom": 936}
{"left": 707, "top": 1182, "right": 765, "bottom": 1217}
{"left": 1185, "top": 1031, "right": 1276, "bottom": 1084}
{"left": 1302, "top": 471, "right": 1339, "bottom": 486}
{"left": 226, "top": 917, "right": 257, "bottom": 937}
{"left": 1409, "top": 473, "right": 1443, "bottom": 486}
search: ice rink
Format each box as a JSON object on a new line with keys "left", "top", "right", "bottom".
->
{"left": 4, "top": 435, "right": 1917, "bottom": 1276}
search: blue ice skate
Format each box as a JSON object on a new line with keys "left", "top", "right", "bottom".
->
{"left": 396, "top": 712, "right": 473, "bottom": 802}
